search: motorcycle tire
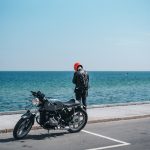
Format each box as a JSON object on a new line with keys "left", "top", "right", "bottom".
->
{"left": 13, "top": 118, "right": 33, "bottom": 140}
{"left": 68, "top": 108, "right": 88, "bottom": 133}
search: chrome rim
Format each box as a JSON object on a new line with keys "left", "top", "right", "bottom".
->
{"left": 69, "top": 111, "right": 85, "bottom": 130}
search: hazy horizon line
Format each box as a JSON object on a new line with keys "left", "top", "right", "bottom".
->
{"left": 0, "top": 70, "right": 150, "bottom": 72}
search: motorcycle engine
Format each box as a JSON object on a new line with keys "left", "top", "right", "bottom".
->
{"left": 49, "top": 117, "right": 58, "bottom": 126}
{"left": 39, "top": 110, "right": 58, "bottom": 128}
{"left": 44, "top": 117, "right": 58, "bottom": 129}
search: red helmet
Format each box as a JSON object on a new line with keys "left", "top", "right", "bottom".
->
{"left": 74, "top": 62, "right": 82, "bottom": 71}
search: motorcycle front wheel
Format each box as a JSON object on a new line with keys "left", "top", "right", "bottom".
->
{"left": 68, "top": 108, "right": 88, "bottom": 133}
{"left": 13, "top": 118, "right": 33, "bottom": 139}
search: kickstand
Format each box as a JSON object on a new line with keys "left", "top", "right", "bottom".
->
{"left": 47, "top": 130, "right": 51, "bottom": 139}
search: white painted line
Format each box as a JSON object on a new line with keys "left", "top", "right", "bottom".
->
{"left": 82, "top": 130, "right": 129, "bottom": 145}
{"left": 82, "top": 130, "right": 130, "bottom": 150}
{"left": 85, "top": 143, "right": 130, "bottom": 150}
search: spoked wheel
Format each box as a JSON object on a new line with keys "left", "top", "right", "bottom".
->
{"left": 68, "top": 109, "right": 88, "bottom": 133}
{"left": 13, "top": 118, "right": 33, "bottom": 139}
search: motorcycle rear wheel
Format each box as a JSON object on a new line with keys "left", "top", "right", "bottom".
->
{"left": 13, "top": 118, "right": 33, "bottom": 139}
{"left": 68, "top": 108, "right": 87, "bottom": 133}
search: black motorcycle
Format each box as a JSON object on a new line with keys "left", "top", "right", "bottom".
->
{"left": 13, "top": 91, "right": 88, "bottom": 139}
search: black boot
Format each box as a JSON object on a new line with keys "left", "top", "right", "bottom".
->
{"left": 83, "top": 106, "right": 87, "bottom": 111}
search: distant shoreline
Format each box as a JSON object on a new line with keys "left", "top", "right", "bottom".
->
{"left": 0, "top": 71, "right": 150, "bottom": 72}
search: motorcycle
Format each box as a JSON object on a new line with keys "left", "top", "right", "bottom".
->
{"left": 13, "top": 91, "right": 88, "bottom": 139}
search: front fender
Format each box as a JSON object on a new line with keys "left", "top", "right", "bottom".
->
{"left": 21, "top": 110, "right": 35, "bottom": 125}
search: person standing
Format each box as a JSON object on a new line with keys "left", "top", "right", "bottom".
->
{"left": 72, "top": 62, "right": 89, "bottom": 110}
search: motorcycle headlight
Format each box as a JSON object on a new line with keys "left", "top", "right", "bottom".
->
{"left": 32, "top": 98, "right": 40, "bottom": 106}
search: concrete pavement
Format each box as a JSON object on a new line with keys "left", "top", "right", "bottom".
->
{"left": 1, "top": 102, "right": 150, "bottom": 133}
{"left": 1, "top": 118, "right": 150, "bottom": 150}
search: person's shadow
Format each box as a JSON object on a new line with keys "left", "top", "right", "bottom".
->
{"left": 0, "top": 131, "right": 70, "bottom": 143}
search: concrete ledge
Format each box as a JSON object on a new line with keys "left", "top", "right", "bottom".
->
{"left": 88, "top": 101, "right": 150, "bottom": 109}
{"left": 0, "top": 110, "right": 32, "bottom": 116}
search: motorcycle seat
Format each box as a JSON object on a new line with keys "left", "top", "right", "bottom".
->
{"left": 63, "top": 99, "right": 80, "bottom": 107}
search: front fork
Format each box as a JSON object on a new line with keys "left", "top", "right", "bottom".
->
{"left": 21, "top": 110, "right": 35, "bottom": 125}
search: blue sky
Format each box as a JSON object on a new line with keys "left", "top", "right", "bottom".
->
{"left": 0, "top": 0, "right": 150, "bottom": 71}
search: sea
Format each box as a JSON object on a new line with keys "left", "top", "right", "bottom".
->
{"left": 0, "top": 71, "right": 150, "bottom": 112}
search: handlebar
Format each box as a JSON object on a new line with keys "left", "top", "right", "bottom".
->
{"left": 31, "top": 91, "right": 45, "bottom": 100}
{"left": 31, "top": 91, "right": 37, "bottom": 97}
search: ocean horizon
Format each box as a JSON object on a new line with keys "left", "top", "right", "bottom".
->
{"left": 0, "top": 71, "right": 150, "bottom": 112}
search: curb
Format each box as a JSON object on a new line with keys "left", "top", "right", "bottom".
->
{"left": 1, "top": 114, "right": 150, "bottom": 134}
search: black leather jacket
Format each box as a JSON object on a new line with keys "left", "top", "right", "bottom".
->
{"left": 72, "top": 69, "right": 89, "bottom": 90}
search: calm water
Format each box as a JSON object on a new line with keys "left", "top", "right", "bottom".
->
{"left": 0, "top": 71, "right": 150, "bottom": 112}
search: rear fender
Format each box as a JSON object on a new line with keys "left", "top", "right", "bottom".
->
{"left": 74, "top": 105, "right": 83, "bottom": 110}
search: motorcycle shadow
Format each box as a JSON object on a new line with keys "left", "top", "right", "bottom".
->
{"left": 0, "top": 131, "right": 70, "bottom": 143}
